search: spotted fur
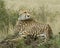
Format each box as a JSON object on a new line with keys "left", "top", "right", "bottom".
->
{"left": 14, "top": 11, "right": 53, "bottom": 41}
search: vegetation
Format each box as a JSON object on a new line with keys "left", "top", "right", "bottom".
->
{"left": 8, "top": 34, "right": 60, "bottom": 48}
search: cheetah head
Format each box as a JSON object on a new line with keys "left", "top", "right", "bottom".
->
{"left": 18, "top": 10, "right": 31, "bottom": 21}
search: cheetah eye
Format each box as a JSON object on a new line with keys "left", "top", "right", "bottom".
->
{"left": 24, "top": 11, "right": 27, "bottom": 13}
{"left": 27, "top": 15, "right": 29, "bottom": 17}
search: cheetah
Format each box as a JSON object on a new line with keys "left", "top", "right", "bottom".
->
{"left": 14, "top": 10, "right": 53, "bottom": 42}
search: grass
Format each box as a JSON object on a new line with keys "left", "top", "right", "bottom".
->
{"left": 0, "top": 34, "right": 60, "bottom": 48}
{"left": 15, "top": 34, "right": 60, "bottom": 48}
